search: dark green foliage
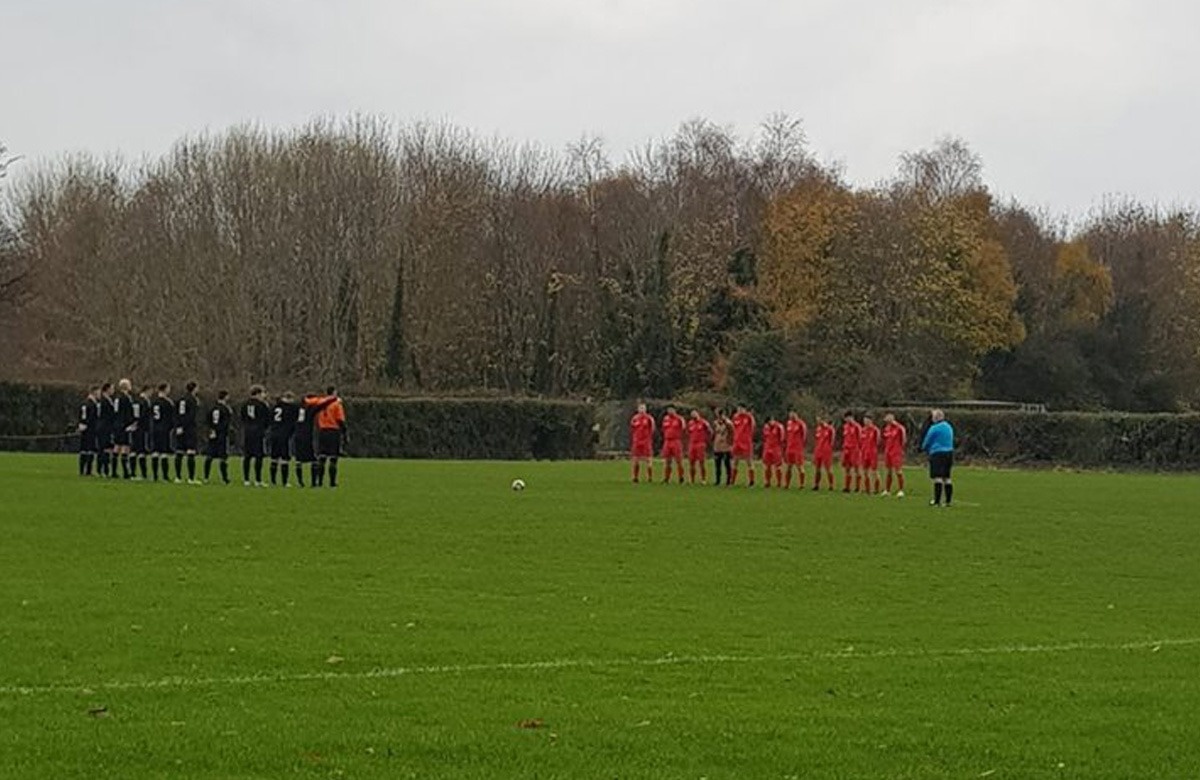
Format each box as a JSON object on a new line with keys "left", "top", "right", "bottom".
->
{"left": 728, "top": 331, "right": 789, "bottom": 416}
{"left": 892, "top": 408, "right": 1200, "bottom": 469}
{"left": 0, "top": 382, "right": 85, "bottom": 452}
{"left": 0, "top": 383, "right": 595, "bottom": 460}
{"left": 6, "top": 382, "right": 1200, "bottom": 468}
{"left": 346, "top": 397, "right": 596, "bottom": 460}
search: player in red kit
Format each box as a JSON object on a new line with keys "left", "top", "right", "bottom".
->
{"left": 629, "top": 402, "right": 656, "bottom": 483}
{"left": 784, "top": 411, "right": 807, "bottom": 488}
{"left": 760, "top": 415, "right": 786, "bottom": 487}
{"left": 730, "top": 405, "right": 757, "bottom": 486}
{"left": 840, "top": 411, "right": 863, "bottom": 493}
{"left": 860, "top": 414, "right": 882, "bottom": 494}
{"left": 686, "top": 409, "right": 712, "bottom": 484}
{"left": 882, "top": 412, "right": 908, "bottom": 497}
{"left": 812, "top": 416, "right": 835, "bottom": 490}
{"left": 660, "top": 406, "right": 686, "bottom": 484}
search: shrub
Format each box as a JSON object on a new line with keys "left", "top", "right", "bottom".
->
{"left": 0, "top": 383, "right": 596, "bottom": 460}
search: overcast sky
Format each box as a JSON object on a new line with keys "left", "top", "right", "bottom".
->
{"left": 3, "top": 0, "right": 1198, "bottom": 216}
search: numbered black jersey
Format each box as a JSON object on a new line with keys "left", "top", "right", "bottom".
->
{"left": 176, "top": 394, "right": 199, "bottom": 430}
{"left": 270, "top": 400, "right": 299, "bottom": 438}
{"left": 150, "top": 396, "right": 175, "bottom": 431}
{"left": 208, "top": 402, "right": 233, "bottom": 441}
{"left": 130, "top": 397, "right": 149, "bottom": 432}
{"left": 241, "top": 399, "right": 271, "bottom": 434}
{"left": 79, "top": 398, "right": 99, "bottom": 429}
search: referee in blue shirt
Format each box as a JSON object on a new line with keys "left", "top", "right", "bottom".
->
{"left": 921, "top": 409, "right": 955, "bottom": 507}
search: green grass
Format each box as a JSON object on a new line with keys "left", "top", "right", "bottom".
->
{"left": 1, "top": 454, "right": 1199, "bottom": 779}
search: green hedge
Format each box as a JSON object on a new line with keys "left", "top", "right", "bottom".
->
{"left": 0, "top": 382, "right": 85, "bottom": 452}
{"left": 598, "top": 398, "right": 1200, "bottom": 470}
{"left": 345, "top": 397, "right": 596, "bottom": 460}
{"left": 0, "top": 384, "right": 596, "bottom": 459}
{"left": 912, "top": 409, "right": 1200, "bottom": 470}
{"left": 5, "top": 381, "right": 1200, "bottom": 467}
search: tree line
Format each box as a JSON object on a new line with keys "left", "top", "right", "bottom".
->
{"left": 1, "top": 118, "right": 1198, "bottom": 411}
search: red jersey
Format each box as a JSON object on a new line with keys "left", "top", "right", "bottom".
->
{"left": 883, "top": 421, "right": 907, "bottom": 455}
{"left": 841, "top": 420, "right": 862, "bottom": 453}
{"left": 661, "top": 412, "right": 685, "bottom": 444}
{"left": 732, "top": 412, "right": 756, "bottom": 451}
{"left": 785, "top": 418, "right": 807, "bottom": 455}
{"left": 762, "top": 421, "right": 785, "bottom": 453}
{"left": 630, "top": 412, "right": 655, "bottom": 445}
{"left": 687, "top": 418, "right": 712, "bottom": 451}
{"left": 814, "top": 423, "right": 835, "bottom": 455}
{"left": 861, "top": 423, "right": 880, "bottom": 457}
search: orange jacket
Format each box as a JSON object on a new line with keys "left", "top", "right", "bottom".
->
{"left": 307, "top": 395, "right": 345, "bottom": 431}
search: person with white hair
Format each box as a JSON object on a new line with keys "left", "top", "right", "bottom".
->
{"left": 921, "top": 409, "right": 955, "bottom": 507}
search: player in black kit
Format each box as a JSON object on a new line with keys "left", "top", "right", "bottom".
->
{"left": 96, "top": 382, "right": 117, "bottom": 477}
{"left": 113, "top": 379, "right": 135, "bottom": 479}
{"left": 129, "top": 385, "right": 152, "bottom": 479}
{"left": 241, "top": 386, "right": 270, "bottom": 487}
{"left": 268, "top": 392, "right": 299, "bottom": 487}
{"left": 149, "top": 384, "right": 175, "bottom": 482}
{"left": 174, "top": 381, "right": 201, "bottom": 484}
{"left": 77, "top": 386, "right": 101, "bottom": 476}
{"left": 203, "top": 390, "right": 234, "bottom": 484}
{"left": 294, "top": 393, "right": 336, "bottom": 487}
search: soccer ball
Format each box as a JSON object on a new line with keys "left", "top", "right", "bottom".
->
{"left": 511, "top": 479, "right": 526, "bottom": 491}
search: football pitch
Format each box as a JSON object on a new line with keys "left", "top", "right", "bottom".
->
{"left": 2, "top": 454, "right": 1199, "bottom": 779}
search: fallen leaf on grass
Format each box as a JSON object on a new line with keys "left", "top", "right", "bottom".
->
{"left": 87, "top": 706, "right": 109, "bottom": 718}
{"left": 326, "top": 655, "right": 345, "bottom": 665}
{"left": 516, "top": 718, "right": 545, "bottom": 729}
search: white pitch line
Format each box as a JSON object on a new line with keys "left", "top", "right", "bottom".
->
{"left": 2, "top": 637, "right": 1197, "bottom": 697}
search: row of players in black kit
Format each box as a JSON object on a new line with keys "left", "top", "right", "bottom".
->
{"left": 78, "top": 379, "right": 346, "bottom": 487}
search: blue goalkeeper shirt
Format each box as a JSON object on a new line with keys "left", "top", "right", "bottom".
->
{"left": 922, "top": 420, "right": 954, "bottom": 454}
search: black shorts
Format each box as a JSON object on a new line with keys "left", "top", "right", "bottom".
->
{"left": 206, "top": 434, "right": 229, "bottom": 459}
{"left": 130, "top": 430, "right": 149, "bottom": 455}
{"left": 176, "top": 427, "right": 198, "bottom": 452}
{"left": 269, "top": 434, "right": 291, "bottom": 460}
{"left": 112, "top": 429, "right": 130, "bottom": 447}
{"left": 929, "top": 452, "right": 954, "bottom": 479}
{"left": 95, "top": 424, "right": 114, "bottom": 450}
{"left": 152, "top": 430, "right": 173, "bottom": 455}
{"left": 318, "top": 429, "right": 342, "bottom": 457}
{"left": 79, "top": 431, "right": 98, "bottom": 453}
{"left": 243, "top": 431, "right": 265, "bottom": 458}
{"left": 293, "top": 433, "right": 315, "bottom": 463}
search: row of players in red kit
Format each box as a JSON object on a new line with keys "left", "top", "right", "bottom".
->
{"left": 628, "top": 404, "right": 909, "bottom": 495}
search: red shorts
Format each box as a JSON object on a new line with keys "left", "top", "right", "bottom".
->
{"left": 688, "top": 448, "right": 707, "bottom": 462}
{"left": 814, "top": 451, "right": 833, "bottom": 468}
{"left": 862, "top": 451, "right": 879, "bottom": 470}
{"left": 786, "top": 449, "right": 805, "bottom": 465}
{"left": 731, "top": 443, "right": 753, "bottom": 459}
{"left": 885, "top": 450, "right": 904, "bottom": 470}
{"left": 662, "top": 441, "right": 683, "bottom": 459}
{"left": 841, "top": 450, "right": 860, "bottom": 468}
{"left": 631, "top": 441, "right": 652, "bottom": 459}
{"left": 762, "top": 449, "right": 783, "bottom": 466}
